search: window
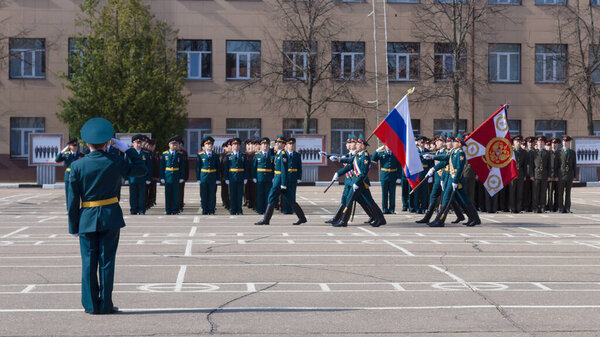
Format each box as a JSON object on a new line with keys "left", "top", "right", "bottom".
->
{"left": 489, "top": 44, "right": 520, "bottom": 83}
{"left": 226, "top": 118, "right": 261, "bottom": 142}
{"left": 535, "top": 44, "right": 566, "bottom": 83}
{"left": 332, "top": 42, "right": 365, "bottom": 80}
{"left": 388, "top": 42, "right": 419, "bottom": 82}
{"left": 434, "top": 43, "right": 465, "bottom": 81}
{"left": 283, "top": 41, "right": 317, "bottom": 81}
{"left": 388, "top": 0, "right": 418, "bottom": 3}
{"left": 283, "top": 118, "right": 318, "bottom": 138}
{"left": 178, "top": 40, "right": 212, "bottom": 80}
{"left": 9, "top": 38, "right": 46, "bottom": 79}
{"left": 331, "top": 119, "right": 365, "bottom": 154}
{"left": 435, "top": 0, "right": 467, "bottom": 3}
{"left": 226, "top": 40, "right": 260, "bottom": 80}
{"left": 535, "top": 0, "right": 565, "bottom": 4}
{"left": 68, "top": 38, "right": 87, "bottom": 76}
{"left": 411, "top": 119, "right": 421, "bottom": 136}
{"left": 185, "top": 118, "right": 212, "bottom": 155}
{"left": 592, "top": 0, "right": 600, "bottom": 6}
{"left": 433, "top": 119, "right": 467, "bottom": 136}
{"left": 489, "top": 0, "right": 520, "bottom": 4}
{"left": 10, "top": 117, "right": 45, "bottom": 157}
{"left": 535, "top": 120, "right": 566, "bottom": 138}
{"left": 594, "top": 120, "right": 600, "bottom": 136}
{"left": 591, "top": 46, "right": 600, "bottom": 83}
{"left": 508, "top": 119, "right": 521, "bottom": 136}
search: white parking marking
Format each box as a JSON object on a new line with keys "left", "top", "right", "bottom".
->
{"left": 429, "top": 265, "right": 466, "bottom": 283}
{"left": 184, "top": 240, "right": 193, "bottom": 256}
{"left": 519, "top": 227, "right": 559, "bottom": 237}
{"left": 357, "top": 227, "right": 379, "bottom": 236}
{"left": 175, "top": 265, "right": 186, "bottom": 292}
{"left": 382, "top": 240, "right": 415, "bottom": 256}
{"left": 1, "top": 227, "right": 29, "bottom": 238}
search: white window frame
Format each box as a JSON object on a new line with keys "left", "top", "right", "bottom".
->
{"left": 11, "top": 127, "right": 44, "bottom": 157}
{"left": 333, "top": 51, "right": 364, "bottom": 80}
{"left": 434, "top": 50, "right": 455, "bottom": 81}
{"left": 179, "top": 50, "right": 212, "bottom": 80}
{"left": 490, "top": 0, "right": 520, "bottom": 4}
{"left": 331, "top": 128, "right": 363, "bottom": 155}
{"left": 184, "top": 128, "right": 212, "bottom": 154}
{"left": 535, "top": 120, "right": 567, "bottom": 139}
{"left": 10, "top": 48, "right": 45, "bottom": 79}
{"left": 389, "top": 52, "right": 418, "bottom": 81}
{"left": 536, "top": 50, "right": 565, "bottom": 83}
{"left": 490, "top": 48, "right": 520, "bottom": 83}
{"left": 227, "top": 51, "right": 260, "bottom": 80}
{"left": 284, "top": 52, "right": 309, "bottom": 80}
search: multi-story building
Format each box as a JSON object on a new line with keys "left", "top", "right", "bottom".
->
{"left": 1, "top": 0, "right": 598, "bottom": 181}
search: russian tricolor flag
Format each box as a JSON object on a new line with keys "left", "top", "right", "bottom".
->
{"left": 373, "top": 95, "right": 423, "bottom": 188}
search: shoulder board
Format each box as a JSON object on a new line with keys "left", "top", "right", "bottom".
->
{"left": 198, "top": 151, "right": 204, "bottom": 155}
{"left": 65, "top": 151, "right": 71, "bottom": 154}
{"left": 281, "top": 150, "right": 286, "bottom": 154}
{"left": 162, "top": 150, "right": 168, "bottom": 154}
{"left": 255, "top": 151, "right": 261, "bottom": 155}
{"left": 457, "top": 149, "right": 464, "bottom": 153}
{"left": 364, "top": 151, "right": 369, "bottom": 156}
{"left": 377, "top": 149, "right": 384, "bottom": 152}
{"left": 177, "top": 150, "right": 183, "bottom": 154}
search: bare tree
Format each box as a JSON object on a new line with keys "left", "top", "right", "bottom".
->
{"left": 225, "top": 0, "right": 372, "bottom": 134}
{"left": 410, "top": 0, "right": 506, "bottom": 134}
{"left": 555, "top": 0, "right": 600, "bottom": 136}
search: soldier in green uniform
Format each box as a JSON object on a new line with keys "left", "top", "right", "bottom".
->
{"left": 220, "top": 139, "right": 231, "bottom": 211}
{"left": 372, "top": 145, "right": 399, "bottom": 214}
{"left": 253, "top": 137, "right": 274, "bottom": 215}
{"left": 531, "top": 136, "right": 551, "bottom": 213}
{"left": 417, "top": 133, "right": 447, "bottom": 224}
{"left": 225, "top": 138, "right": 248, "bottom": 215}
{"left": 523, "top": 137, "right": 535, "bottom": 212}
{"left": 176, "top": 137, "right": 189, "bottom": 213}
{"left": 55, "top": 137, "right": 85, "bottom": 206}
{"left": 255, "top": 135, "right": 307, "bottom": 225}
{"left": 547, "top": 137, "right": 561, "bottom": 212}
{"left": 415, "top": 136, "right": 431, "bottom": 214}
{"left": 67, "top": 117, "right": 147, "bottom": 314}
{"left": 196, "top": 136, "right": 220, "bottom": 215}
{"left": 508, "top": 135, "right": 527, "bottom": 213}
{"left": 160, "top": 137, "right": 185, "bottom": 215}
{"left": 126, "top": 135, "right": 153, "bottom": 215}
{"left": 144, "top": 139, "right": 160, "bottom": 210}
{"left": 281, "top": 138, "right": 302, "bottom": 214}
{"left": 244, "top": 139, "right": 257, "bottom": 211}
{"left": 557, "top": 135, "right": 576, "bottom": 213}
{"left": 324, "top": 135, "right": 356, "bottom": 224}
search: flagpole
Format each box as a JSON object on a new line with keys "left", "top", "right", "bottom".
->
{"left": 368, "top": 87, "right": 415, "bottom": 143}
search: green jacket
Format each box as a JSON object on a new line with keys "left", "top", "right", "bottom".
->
{"left": 160, "top": 150, "right": 185, "bottom": 183}
{"left": 253, "top": 150, "right": 275, "bottom": 183}
{"left": 558, "top": 148, "right": 576, "bottom": 181}
{"left": 371, "top": 149, "right": 399, "bottom": 181}
{"left": 286, "top": 151, "right": 303, "bottom": 183}
{"left": 225, "top": 152, "right": 249, "bottom": 183}
{"left": 530, "top": 149, "right": 551, "bottom": 180}
{"left": 196, "top": 151, "right": 221, "bottom": 183}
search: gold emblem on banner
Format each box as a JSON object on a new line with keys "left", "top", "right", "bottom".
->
{"left": 483, "top": 137, "right": 512, "bottom": 170}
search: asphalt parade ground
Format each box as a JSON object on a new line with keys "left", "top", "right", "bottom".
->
{"left": 1, "top": 185, "right": 600, "bottom": 336}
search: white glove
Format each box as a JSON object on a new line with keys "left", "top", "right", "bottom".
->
{"left": 330, "top": 156, "right": 339, "bottom": 162}
{"left": 452, "top": 182, "right": 458, "bottom": 190}
{"left": 423, "top": 153, "right": 433, "bottom": 160}
{"left": 441, "top": 182, "right": 444, "bottom": 191}
{"left": 253, "top": 178, "right": 257, "bottom": 183}
{"left": 297, "top": 180, "right": 301, "bottom": 184}
{"left": 426, "top": 168, "right": 435, "bottom": 177}
{"left": 179, "top": 179, "right": 184, "bottom": 183}
{"left": 376, "top": 145, "right": 385, "bottom": 152}
{"left": 61, "top": 146, "right": 69, "bottom": 153}
{"left": 111, "top": 138, "right": 129, "bottom": 152}
{"left": 332, "top": 173, "right": 339, "bottom": 181}
{"left": 145, "top": 180, "right": 150, "bottom": 185}
{"left": 160, "top": 179, "right": 165, "bottom": 184}
{"left": 352, "top": 184, "right": 359, "bottom": 191}
{"left": 71, "top": 233, "right": 79, "bottom": 238}
{"left": 396, "top": 179, "right": 401, "bottom": 183}
{"left": 225, "top": 180, "right": 230, "bottom": 185}
{"left": 318, "top": 151, "right": 327, "bottom": 157}
{"left": 197, "top": 180, "right": 201, "bottom": 184}
{"left": 216, "top": 180, "right": 221, "bottom": 185}
{"left": 244, "top": 179, "right": 248, "bottom": 184}
{"left": 123, "top": 180, "right": 129, "bottom": 185}
{"left": 281, "top": 185, "right": 287, "bottom": 190}
{"left": 428, "top": 177, "right": 433, "bottom": 183}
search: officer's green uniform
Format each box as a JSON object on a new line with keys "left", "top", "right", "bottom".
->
{"left": 55, "top": 142, "right": 85, "bottom": 206}
{"left": 160, "top": 144, "right": 184, "bottom": 215}
{"left": 416, "top": 144, "right": 447, "bottom": 224}
{"left": 67, "top": 118, "right": 147, "bottom": 314}
{"left": 225, "top": 147, "right": 248, "bottom": 215}
{"left": 531, "top": 138, "right": 551, "bottom": 213}
{"left": 253, "top": 142, "right": 274, "bottom": 214}
{"left": 508, "top": 137, "right": 528, "bottom": 213}
{"left": 371, "top": 148, "right": 399, "bottom": 214}
{"left": 126, "top": 148, "right": 152, "bottom": 214}
{"left": 282, "top": 146, "right": 302, "bottom": 213}
{"left": 196, "top": 137, "right": 220, "bottom": 215}
{"left": 557, "top": 136, "right": 576, "bottom": 213}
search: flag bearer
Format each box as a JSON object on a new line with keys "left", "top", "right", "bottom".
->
{"left": 225, "top": 138, "right": 248, "bottom": 215}
{"left": 253, "top": 137, "right": 274, "bottom": 214}
{"left": 160, "top": 137, "right": 185, "bottom": 215}
{"left": 56, "top": 137, "right": 85, "bottom": 205}
{"left": 557, "top": 135, "right": 576, "bottom": 213}
{"left": 371, "top": 145, "right": 399, "bottom": 214}
{"left": 196, "top": 136, "right": 220, "bottom": 215}
{"left": 126, "top": 134, "right": 153, "bottom": 214}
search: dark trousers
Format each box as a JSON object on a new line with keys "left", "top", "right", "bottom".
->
{"left": 547, "top": 180, "right": 558, "bottom": 211}
{"left": 401, "top": 179, "right": 409, "bottom": 210}
{"left": 557, "top": 180, "right": 573, "bottom": 212}
{"left": 381, "top": 179, "right": 396, "bottom": 213}
{"left": 129, "top": 181, "right": 146, "bottom": 214}
{"left": 165, "top": 182, "right": 179, "bottom": 214}
{"left": 146, "top": 181, "right": 157, "bottom": 208}
{"left": 178, "top": 181, "right": 185, "bottom": 211}
{"left": 256, "top": 181, "right": 273, "bottom": 214}
{"left": 485, "top": 190, "right": 498, "bottom": 213}
{"left": 200, "top": 181, "right": 217, "bottom": 214}
{"left": 508, "top": 177, "right": 524, "bottom": 212}
{"left": 523, "top": 178, "right": 533, "bottom": 211}
{"left": 220, "top": 179, "right": 230, "bottom": 209}
{"left": 281, "top": 182, "right": 297, "bottom": 214}
{"left": 532, "top": 179, "right": 548, "bottom": 212}
{"left": 79, "top": 228, "right": 120, "bottom": 314}
{"left": 229, "top": 182, "right": 244, "bottom": 214}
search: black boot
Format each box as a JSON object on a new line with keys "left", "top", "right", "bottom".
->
{"left": 416, "top": 200, "right": 438, "bottom": 224}
{"left": 255, "top": 204, "right": 274, "bottom": 225}
{"left": 326, "top": 204, "right": 344, "bottom": 224}
{"left": 358, "top": 199, "right": 375, "bottom": 224}
{"left": 451, "top": 201, "right": 466, "bottom": 224}
{"left": 292, "top": 203, "right": 307, "bottom": 225}
{"left": 332, "top": 206, "right": 351, "bottom": 227}
{"left": 428, "top": 202, "right": 451, "bottom": 227}
{"left": 464, "top": 204, "right": 481, "bottom": 227}
{"left": 370, "top": 204, "right": 387, "bottom": 227}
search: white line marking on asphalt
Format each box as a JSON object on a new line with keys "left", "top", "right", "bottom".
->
{"left": 136, "top": 240, "right": 145, "bottom": 245}
{"left": 246, "top": 283, "right": 256, "bottom": 292}
{"left": 298, "top": 195, "right": 317, "bottom": 206}
{"left": 1, "top": 227, "right": 29, "bottom": 238}
{"left": 238, "top": 240, "right": 246, "bottom": 244}
{"left": 320, "top": 208, "right": 332, "bottom": 214}
{"left": 184, "top": 240, "right": 193, "bottom": 256}
{"left": 519, "top": 227, "right": 559, "bottom": 238}
{"left": 38, "top": 216, "right": 57, "bottom": 223}
{"left": 574, "top": 215, "right": 600, "bottom": 222}
{"left": 391, "top": 283, "right": 405, "bottom": 291}
{"left": 21, "top": 285, "right": 35, "bottom": 293}
{"left": 287, "top": 240, "right": 295, "bottom": 244}
{"left": 383, "top": 240, "right": 415, "bottom": 256}
{"left": 193, "top": 216, "right": 200, "bottom": 223}
{"left": 357, "top": 227, "right": 379, "bottom": 236}
{"left": 532, "top": 282, "right": 552, "bottom": 291}
{"left": 575, "top": 241, "right": 600, "bottom": 250}
{"left": 188, "top": 226, "right": 197, "bottom": 237}
{"left": 429, "top": 265, "right": 466, "bottom": 283}
{"left": 17, "top": 195, "right": 39, "bottom": 202}
{"left": 480, "top": 216, "right": 501, "bottom": 223}
{"left": 431, "top": 240, "right": 443, "bottom": 245}
{"left": 175, "top": 265, "right": 186, "bottom": 292}
{"left": 319, "top": 283, "right": 331, "bottom": 292}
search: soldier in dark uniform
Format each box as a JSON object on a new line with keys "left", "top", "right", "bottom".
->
{"left": 253, "top": 137, "right": 274, "bottom": 215}
{"left": 145, "top": 139, "right": 159, "bottom": 210}
{"left": 523, "top": 137, "right": 535, "bottom": 212}
{"left": 531, "top": 136, "right": 551, "bottom": 213}
{"left": 283, "top": 138, "right": 302, "bottom": 214}
{"left": 225, "top": 138, "right": 249, "bottom": 215}
{"left": 196, "top": 136, "right": 220, "bottom": 215}
{"left": 220, "top": 140, "right": 231, "bottom": 211}
{"left": 463, "top": 135, "right": 477, "bottom": 212}
{"left": 508, "top": 135, "right": 527, "bottom": 213}
{"left": 547, "top": 137, "right": 561, "bottom": 212}
{"left": 126, "top": 135, "right": 153, "bottom": 215}
{"left": 557, "top": 135, "right": 576, "bottom": 213}
{"left": 160, "top": 137, "right": 185, "bottom": 215}
{"left": 175, "top": 137, "right": 188, "bottom": 213}
{"left": 371, "top": 145, "right": 399, "bottom": 214}
{"left": 417, "top": 133, "right": 447, "bottom": 224}
{"left": 55, "top": 138, "right": 85, "bottom": 207}
{"left": 67, "top": 117, "right": 147, "bottom": 314}
{"left": 325, "top": 135, "right": 357, "bottom": 223}
{"left": 415, "top": 136, "right": 431, "bottom": 214}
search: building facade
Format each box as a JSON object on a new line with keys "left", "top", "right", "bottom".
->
{"left": 1, "top": 0, "right": 599, "bottom": 181}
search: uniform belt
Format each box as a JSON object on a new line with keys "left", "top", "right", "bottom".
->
{"left": 201, "top": 169, "right": 216, "bottom": 173}
{"left": 81, "top": 197, "right": 118, "bottom": 208}
{"left": 66, "top": 168, "right": 71, "bottom": 172}
{"left": 275, "top": 170, "right": 282, "bottom": 174}
{"left": 166, "top": 167, "right": 179, "bottom": 171}
{"left": 229, "top": 168, "right": 245, "bottom": 172}
{"left": 257, "top": 168, "right": 273, "bottom": 172}
{"left": 381, "top": 168, "right": 397, "bottom": 172}
{"left": 288, "top": 169, "right": 298, "bottom": 172}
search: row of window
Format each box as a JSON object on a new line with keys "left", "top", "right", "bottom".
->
{"left": 10, "top": 117, "right": 590, "bottom": 158}
{"left": 9, "top": 38, "right": 600, "bottom": 84}
{"left": 175, "top": 0, "right": 598, "bottom": 5}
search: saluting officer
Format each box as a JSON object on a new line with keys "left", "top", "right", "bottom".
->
{"left": 557, "top": 135, "right": 576, "bottom": 213}
{"left": 55, "top": 137, "right": 85, "bottom": 206}
{"left": 531, "top": 135, "right": 551, "bottom": 213}
{"left": 196, "top": 136, "right": 220, "bottom": 215}
{"left": 160, "top": 137, "right": 185, "bottom": 215}
{"left": 371, "top": 145, "right": 400, "bottom": 214}
{"left": 282, "top": 138, "right": 303, "bottom": 214}
{"left": 253, "top": 137, "right": 274, "bottom": 215}
{"left": 67, "top": 117, "right": 147, "bottom": 314}
{"left": 225, "top": 138, "right": 249, "bottom": 215}
{"left": 508, "top": 135, "right": 528, "bottom": 213}
{"left": 126, "top": 135, "right": 153, "bottom": 215}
